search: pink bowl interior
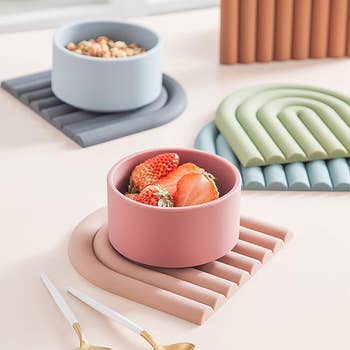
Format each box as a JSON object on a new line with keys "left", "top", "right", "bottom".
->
{"left": 109, "top": 148, "right": 240, "bottom": 202}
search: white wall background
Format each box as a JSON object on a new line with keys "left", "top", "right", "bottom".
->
{"left": 0, "top": 0, "right": 219, "bottom": 33}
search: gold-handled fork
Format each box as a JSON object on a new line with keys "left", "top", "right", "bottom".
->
{"left": 68, "top": 287, "right": 195, "bottom": 350}
{"left": 41, "top": 273, "right": 111, "bottom": 350}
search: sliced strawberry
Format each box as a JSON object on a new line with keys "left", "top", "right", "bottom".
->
{"left": 173, "top": 172, "right": 219, "bottom": 207}
{"left": 157, "top": 163, "right": 201, "bottom": 196}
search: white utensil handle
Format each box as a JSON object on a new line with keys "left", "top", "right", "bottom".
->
{"left": 68, "top": 287, "right": 143, "bottom": 334}
{"left": 41, "top": 273, "right": 78, "bottom": 326}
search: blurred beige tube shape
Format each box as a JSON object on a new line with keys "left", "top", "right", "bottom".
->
{"left": 239, "top": 0, "right": 257, "bottom": 63}
{"left": 311, "top": 0, "right": 330, "bottom": 58}
{"left": 220, "top": 0, "right": 239, "bottom": 64}
{"left": 293, "top": 0, "right": 312, "bottom": 59}
{"left": 257, "top": 0, "right": 275, "bottom": 62}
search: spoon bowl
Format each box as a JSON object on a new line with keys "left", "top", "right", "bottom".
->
{"left": 73, "top": 323, "right": 111, "bottom": 350}
{"left": 141, "top": 331, "right": 195, "bottom": 350}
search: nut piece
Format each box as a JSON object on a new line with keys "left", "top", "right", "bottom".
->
{"left": 66, "top": 36, "right": 146, "bottom": 59}
{"left": 67, "top": 42, "right": 76, "bottom": 51}
{"left": 88, "top": 43, "right": 102, "bottom": 57}
{"left": 96, "top": 36, "right": 108, "bottom": 44}
{"left": 114, "top": 41, "right": 127, "bottom": 49}
{"left": 125, "top": 48, "right": 134, "bottom": 56}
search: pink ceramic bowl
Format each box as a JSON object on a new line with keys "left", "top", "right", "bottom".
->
{"left": 107, "top": 148, "right": 241, "bottom": 268}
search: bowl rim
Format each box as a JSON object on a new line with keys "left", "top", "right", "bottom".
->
{"left": 107, "top": 147, "right": 242, "bottom": 211}
{"left": 53, "top": 19, "right": 162, "bottom": 63}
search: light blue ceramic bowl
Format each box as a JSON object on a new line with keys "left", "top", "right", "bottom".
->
{"left": 52, "top": 20, "right": 162, "bottom": 112}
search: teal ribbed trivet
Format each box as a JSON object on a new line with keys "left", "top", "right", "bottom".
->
{"left": 195, "top": 122, "right": 350, "bottom": 192}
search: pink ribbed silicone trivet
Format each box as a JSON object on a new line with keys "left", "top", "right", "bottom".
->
{"left": 68, "top": 208, "right": 292, "bottom": 325}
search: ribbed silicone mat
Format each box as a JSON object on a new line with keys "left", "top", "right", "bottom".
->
{"left": 215, "top": 84, "right": 350, "bottom": 166}
{"left": 195, "top": 122, "right": 350, "bottom": 191}
{"left": 69, "top": 207, "right": 292, "bottom": 325}
{"left": 1, "top": 71, "right": 186, "bottom": 147}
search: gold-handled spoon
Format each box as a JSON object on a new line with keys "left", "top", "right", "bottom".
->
{"left": 68, "top": 287, "right": 195, "bottom": 350}
{"left": 41, "top": 274, "right": 110, "bottom": 350}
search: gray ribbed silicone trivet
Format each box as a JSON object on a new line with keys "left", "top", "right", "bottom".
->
{"left": 1, "top": 71, "right": 187, "bottom": 147}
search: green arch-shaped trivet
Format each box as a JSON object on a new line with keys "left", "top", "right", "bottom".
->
{"left": 215, "top": 84, "right": 350, "bottom": 167}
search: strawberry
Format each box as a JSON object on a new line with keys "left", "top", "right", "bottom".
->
{"left": 129, "top": 153, "right": 180, "bottom": 193}
{"left": 157, "top": 163, "right": 201, "bottom": 196}
{"left": 125, "top": 193, "right": 139, "bottom": 200}
{"left": 134, "top": 184, "right": 174, "bottom": 207}
{"left": 173, "top": 172, "right": 219, "bottom": 207}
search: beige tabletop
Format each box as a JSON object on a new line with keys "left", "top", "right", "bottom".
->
{"left": 1, "top": 7, "right": 349, "bottom": 350}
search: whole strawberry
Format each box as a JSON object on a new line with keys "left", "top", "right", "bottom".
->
{"left": 129, "top": 153, "right": 179, "bottom": 193}
{"left": 135, "top": 184, "right": 174, "bottom": 207}
{"left": 125, "top": 193, "right": 139, "bottom": 201}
